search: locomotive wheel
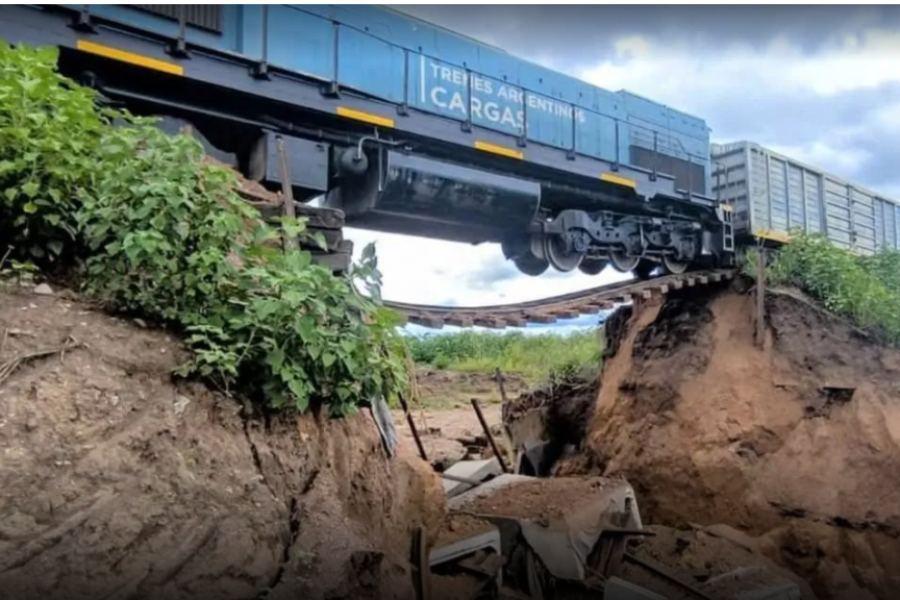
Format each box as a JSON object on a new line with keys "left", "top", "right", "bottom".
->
{"left": 544, "top": 235, "right": 584, "bottom": 272}
{"left": 662, "top": 254, "right": 691, "bottom": 275}
{"left": 514, "top": 254, "right": 550, "bottom": 276}
{"left": 578, "top": 258, "right": 608, "bottom": 276}
{"left": 664, "top": 234, "right": 699, "bottom": 275}
{"left": 609, "top": 251, "right": 641, "bottom": 273}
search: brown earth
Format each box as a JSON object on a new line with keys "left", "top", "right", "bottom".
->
{"left": 0, "top": 283, "right": 446, "bottom": 600}
{"left": 577, "top": 281, "right": 900, "bottom": 600}
{"left": 622, "top": 524, "right": 816, "bottom": 600}
{"left": 394, "top": 398, "right": 506, "bottom": 470}
{"left": 413, "top": 369, "right": 528, "bottom": 408}
{"left": 502, "top": 371, "right": 599, "bottom": 452}
{"left": 434, "top": 514, "right": 497, "bottom": 549}
{"left": 450, "top": 476, "right": 628, "bottom": 524}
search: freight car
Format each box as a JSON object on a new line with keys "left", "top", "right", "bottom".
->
{"left": 712, "top": 141, "right": 900, "bottom": 257}
{"left": 0, "top": 4, "right": 735, "bottom": 278}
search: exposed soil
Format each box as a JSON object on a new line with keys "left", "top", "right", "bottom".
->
{"left": 502, "top": 371, "right": 599, "bottom": 452}
{"left": 623, "top": 524, "right": 816, "bottom": 600}
{"left": 435, "top": 514, "right": 497, "bottom": 549}
{"left": 449, "top": 476, "right": 628, "bottom": 524}
{"left": 393, "top": 400, "right": 506, "bottom": 471}
{"left": 575, "top": 282, "right": 900, "bottom": 600}
{"left": 414, "top": 369, "right": 528, "bottom": 408}
{"left": 0, "top": 283, "right": 445, "bottom": 600}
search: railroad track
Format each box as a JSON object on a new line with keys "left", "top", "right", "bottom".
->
{"left": 384, "top": 268, "right": 738, "bottom": 329}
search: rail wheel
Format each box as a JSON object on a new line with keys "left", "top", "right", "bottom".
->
{"left": 514, "top": 254, "right": 550, "bottom": 276}
{"left": 664, "top": 233, "right": 699, "bottom": 275}
{"left": 662, "top": 254, "right": 691, "bottom": 275}
{"left": 578, "top": 258, "right": 608, "bottom": 276}
{"left": 609, "top": 251, "right": 640, "bottom": 274}
{"left": 544, "top": 235, "right": 585, "bottom": 272}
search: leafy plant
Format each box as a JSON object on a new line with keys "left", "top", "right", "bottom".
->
{"left": 406, "top": 328, "right": 602, "bottom": 385}
{"left": 760, "top": 232, "right": 900, "bottom": 346}
{"left": 0, "top": 44, "right": 114, "bottom": 265}
{"left": 0, "top": 43, "right": 408, "bottom": 415}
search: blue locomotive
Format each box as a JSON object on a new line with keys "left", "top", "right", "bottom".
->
{"left": 0, "top": 4, "right": 735, "bottom": 278}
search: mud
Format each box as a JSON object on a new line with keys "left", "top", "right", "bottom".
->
{"left": 0, "top": 284, "right": 445, "bottom": 600}
{"left": 579, "top": 283, "right": 900, "bottom": 600}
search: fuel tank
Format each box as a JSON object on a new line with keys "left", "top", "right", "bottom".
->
{"left": 323, "top": 150, "right": 542, "bottom": 245}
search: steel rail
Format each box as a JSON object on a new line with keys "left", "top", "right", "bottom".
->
{"left": 383, "top": 268, "right": 737, "bottom": 329}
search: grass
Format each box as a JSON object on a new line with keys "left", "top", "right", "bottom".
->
{"left": 405, "top": 329, "right": 603, "bottom": 384}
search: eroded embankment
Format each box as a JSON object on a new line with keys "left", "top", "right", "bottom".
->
{"left": 0, "top": 285, "right": 446, "bottom": 600}
{"left": 578, "top": 281, "right": 900, "bottom": 600}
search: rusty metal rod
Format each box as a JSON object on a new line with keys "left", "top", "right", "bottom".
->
{"left": 407, "top": 412, "right": 428, "bottom": 462}
{"left": 398, "top": 392, "right": 428, "bottom": 462}
{"left": 276, "top": 136, "right": 298, "bottom": 253}
{"left": 470, "top": 398, "right": 509, "bottom": 473}
{"left": 623, "top": 552, "right": 717, "bottom": 600}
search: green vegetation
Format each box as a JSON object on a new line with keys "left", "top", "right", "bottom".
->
{"left": 760, "top": 232, "right": 900, "bottom": 346}
{"left": 0, "top": 44, "right": 407, "bottom": 415}
{"left": 406, "top": 329, "right": 603, "bottom": 384}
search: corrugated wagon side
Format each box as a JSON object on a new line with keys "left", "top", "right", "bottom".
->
{"left": 711, "top": 141, "right": 900, "bottom": 256}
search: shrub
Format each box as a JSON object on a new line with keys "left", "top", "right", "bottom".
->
{"left": 0, "top": 43, "right": 407, "bottom": 415}
{"left": 762, "top": 232, "right": 900, "bottom": 346}
{"left": 406, "top": 329, "right": 602, "bottom": 384}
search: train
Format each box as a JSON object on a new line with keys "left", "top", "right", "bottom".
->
{"left": 0, "top": 4, "right": 895, "bottom": 281}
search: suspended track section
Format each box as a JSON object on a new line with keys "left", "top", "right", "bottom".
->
{"left": 384, "top": 269, "right": 738, "bottom": 329}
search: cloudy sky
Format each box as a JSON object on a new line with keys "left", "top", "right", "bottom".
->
{"left": 343, "top": 5, "right": 900, "bottom": 329}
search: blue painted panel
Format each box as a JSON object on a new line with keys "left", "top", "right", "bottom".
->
{"left": 620, "top": 91, "right": 669, "bottom": 128}
{"left": 69, "top": 3, "right": 712, "bottom": 181}
{"left": 293, "top": 4, "right": 704, "bottom": 151}
{"left": 668, "top": 107, "right": 708, "bottom": 141}
{"left": 266, "top": 5, "right": 334, "bottom": 81}
{"left": 338, "top": 27, "right": 405, "bottom": 102}
{"left": 411, "top": 56, "right": 523, "bottom": 136}
{"left": 61, "top": 4, "right": 242, "bottom": 52}
{"left": 577, "top": 111, "right": 619, "bottom": 162}
{"left": 411, "top": 55, "right": 624, "bottom": 158}
{"left": 236, "top": 5, "right": 265, "bottom": 60}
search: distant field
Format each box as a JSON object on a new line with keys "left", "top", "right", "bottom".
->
{"left": 404, "top": 329, "right": 603, "bottom": 384}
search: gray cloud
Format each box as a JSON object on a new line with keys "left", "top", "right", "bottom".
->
{"left": 701, "top": 81, "right": 900, "bottom": 191}
{"left": 392, "top": 5, "right": 900, "bottom": 72}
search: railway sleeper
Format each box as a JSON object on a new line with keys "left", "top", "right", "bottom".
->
{"left": 386, "top": 268, "right": 737, "bottom": 330}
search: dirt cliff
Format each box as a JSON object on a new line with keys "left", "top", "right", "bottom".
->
{"left": 581, "top": 281, "right": 900, "bottom": 600}
{"left": 0, "top": 284, "right": 445, "bottom": 600}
